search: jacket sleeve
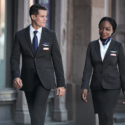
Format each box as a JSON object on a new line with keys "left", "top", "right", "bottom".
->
{"left": 81, "top": 43, "right": 93, "bottom": 91}
{"left": 10, "top": 33, "right": 21, "bottom": 80}
{"left": 118, "top": 43, "right": 125, "bottom": 93}
{"left": 51, "top": 32, "right": 66, "bottom": 88}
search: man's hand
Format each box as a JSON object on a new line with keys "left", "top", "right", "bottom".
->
{"left": 56, "top": 87, "right": 65, "bottom": 97}
{"left": 13, "top": 78, "right": 23, "bottom": 89}
{"left": 82, "top": 89, "right": 88, "bottom": 102}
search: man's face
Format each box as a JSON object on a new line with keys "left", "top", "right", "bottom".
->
{"left": 31, "top": 9, "right": 47, "bottom": 27}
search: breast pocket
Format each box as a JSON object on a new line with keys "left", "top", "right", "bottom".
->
{"left": 43, "top": 47, "right": 50, "bottom": 51}
{"left": 110, "top": 53, "right": 117, "bottom": 57}
{"left": 42, "top": 44, "right": 51, "bottom": 52}
{"left": 109, "top": 53, "right": 118, "bottom": 64}
{"left": 40, "top": 46, "right": 51, "bottom": 55}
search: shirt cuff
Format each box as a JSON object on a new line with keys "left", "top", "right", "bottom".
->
{"left": 81, "top": 89, "right": 88, "bottom": 92}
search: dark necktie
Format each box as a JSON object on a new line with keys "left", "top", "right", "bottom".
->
{"left": 32, "top": 31, "right": 38, "bottom": 54}
{"left": 32, "top": 31, "right": 38, "bottom": 73}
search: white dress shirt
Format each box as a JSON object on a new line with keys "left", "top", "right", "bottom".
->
{"left": 98, "top": 38, "right": 111, "bottom": 61}
{"left": 30, "top": 25, "right": 42, "bottom": 46}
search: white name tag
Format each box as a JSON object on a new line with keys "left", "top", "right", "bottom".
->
{"left": 110, "top": 54, "right": 116, "bottom": 56}
{"left": 43, "top": 47, "right": 49, "bottom": 50}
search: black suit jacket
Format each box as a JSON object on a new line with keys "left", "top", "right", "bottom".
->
{"left": 10, "top": 26, "right": 65, "bottom": 92}
{"left": 81, "top": 39, "right": 125, "bottom": 93}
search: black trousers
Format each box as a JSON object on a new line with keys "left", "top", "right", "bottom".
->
{"left": 98, "top": 113, "right": 113, "bottom": 125}
{"left": 24, "top": 73, "right": 51, "bottom": 125}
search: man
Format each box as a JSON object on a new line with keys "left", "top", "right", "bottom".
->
{"left": 10, "top": 4, "right": 65, "bottom": 125}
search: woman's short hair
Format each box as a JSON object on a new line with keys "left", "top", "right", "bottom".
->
{"left": 99, "top": 17, "right": 117, "bottom": 34}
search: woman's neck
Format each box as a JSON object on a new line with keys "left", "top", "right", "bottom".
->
{"left": 100, "top": 36, "right": 111, "bottom": 41}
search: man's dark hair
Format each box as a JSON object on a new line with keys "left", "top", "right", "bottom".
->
{"left": 99, "top": 17, "right": 117, "bottom": 34}
{"left": 29, "top": 4, "right": 47, "bottom": 18}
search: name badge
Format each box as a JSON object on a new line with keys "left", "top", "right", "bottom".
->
{"left": 43, "top": 47, "right": 49, "bottom": 50}
{"left": 110, "top": 51, "right": 117, "bottom": 53}
{"left": 110, "top": 54, "right": 116, "bottom": 56}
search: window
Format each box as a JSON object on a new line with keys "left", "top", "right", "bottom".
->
{"left": 33, "top": 0, "right": 53, "bottom": 29}
{"left": 40, "top": 0, "right": 51, "bottom": 29}
{"left": 0, "top": 0, "right": 6, "bottom": 88}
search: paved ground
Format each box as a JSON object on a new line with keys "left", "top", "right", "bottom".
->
{"left": 21, "top": 121, "right": 75, "bottom": 125}
{"left": 114, "top": 123, "right": 125, "bottom": 125}
{"left": 113, "top": 113, "right": 125, "bottom": 125}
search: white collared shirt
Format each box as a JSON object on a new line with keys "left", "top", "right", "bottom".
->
{"left": 30, "top": 25, "right": 42, "bottom": 46}
{"left": 98, "top": 38, "right": 111, "bottom": 61}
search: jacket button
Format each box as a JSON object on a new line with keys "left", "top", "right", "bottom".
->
{"left": 35, "top": 58, "right": 37, "bottom": 60}
{"left": 100, "top": 71, "right": 102, "bottom": 73}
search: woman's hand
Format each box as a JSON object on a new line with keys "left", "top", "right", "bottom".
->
{"left": 56, "top": 87, "right": 65, "bottom": 97}
{"left": 82, "top": 89, "right": 88, "bottom": 102}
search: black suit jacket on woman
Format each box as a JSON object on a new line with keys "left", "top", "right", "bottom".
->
{"left": 11, "top": 26, "right": 65, "bottom": 92}
{"left": 81, "top": 39, "right": 125, "bottom": 93}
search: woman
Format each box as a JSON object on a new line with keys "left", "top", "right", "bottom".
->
{"left": 81, "top": 17, "right": 125, "bottom": 125}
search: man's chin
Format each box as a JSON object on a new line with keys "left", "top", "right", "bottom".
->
{"left": 41, "top": 24, "right": 46, "bottom": 27}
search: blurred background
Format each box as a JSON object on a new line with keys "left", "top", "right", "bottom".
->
{"left": 0, "top": 0, "right": 125, "bottom": 125}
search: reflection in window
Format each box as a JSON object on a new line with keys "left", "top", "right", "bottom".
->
{"left": 0, "top": 0, "right": 5, "bottom": 88}
{"left": 32, "top": 0, "right": 51, "bottom": 29}
{"left": 40, "top": 0, "right": 51, "bottom": 29}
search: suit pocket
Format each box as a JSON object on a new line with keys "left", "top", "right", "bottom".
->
{"left": 108, "top": 72, "right": 119, "bottom": 77}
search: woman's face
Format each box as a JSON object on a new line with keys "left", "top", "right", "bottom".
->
{"left": 99, "top": 21, "right": 113, "bottom": 39}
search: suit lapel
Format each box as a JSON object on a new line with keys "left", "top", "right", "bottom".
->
{"left": 94, "top": 40, "right": 102, "bottom": 62}
{"left": 24, "top": 26, "right": 35, "bottom": 55}
{"left": 35, "top": 27, "right": 47, "bottom": 56}
{"left": 103, "top": 39, "right": 116, "bottom": 63}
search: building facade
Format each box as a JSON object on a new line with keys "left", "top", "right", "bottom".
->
{"left": 0, "top": 0, "right": 125, "bottom": 125}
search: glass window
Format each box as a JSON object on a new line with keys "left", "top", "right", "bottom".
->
{"left": 31, "top": 0, "right": 51, "bottom": 29}
{"left": 30, "top": 0, "right": 34, "bottom": 6}
{"left": 40, "top": 0, "right": 51, "bottom": 29}
{"left": 33, "top": 0, "right": 36, "bottom": 4}
{"left": 0, "top": 0, "right": 6, "bottom": 88}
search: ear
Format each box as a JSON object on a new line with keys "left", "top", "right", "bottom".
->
{"left": 31, "top": 15, "right": 35, "bottom": 20}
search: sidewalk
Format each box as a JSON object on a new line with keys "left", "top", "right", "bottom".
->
{"left": 113, "top": 113, "right": 125, "bottom": 125}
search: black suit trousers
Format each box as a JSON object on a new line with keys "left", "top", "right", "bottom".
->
{"left": 24, "top": 73, "right": 51, "bottom": 125}
{"left": 98, "top": 113, "right": 113, "bottom": 125}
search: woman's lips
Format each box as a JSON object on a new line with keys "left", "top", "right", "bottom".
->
{"left": 101, "top": 35, "right": 107, "bottom": 37}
